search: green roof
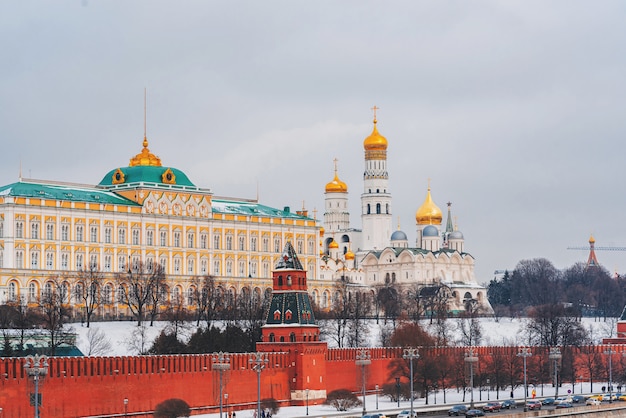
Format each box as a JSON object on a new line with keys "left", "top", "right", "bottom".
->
{"left": 0, "top": 181, "right": 139, "bottom": 206}
{"left": 212, "top": 199, "right": 313, "bottom": 219}
{"left": 98, "top": 166, "right": 195, "bottom": 187}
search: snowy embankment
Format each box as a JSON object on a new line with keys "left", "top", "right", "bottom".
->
{"left": 72, "top": 317, "right": 617, "bottom": 357}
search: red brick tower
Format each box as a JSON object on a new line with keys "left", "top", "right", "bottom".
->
{"left": 257, "top": 241, "right": 328, "bottom": 405}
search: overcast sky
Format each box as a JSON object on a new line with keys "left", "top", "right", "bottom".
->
{"left": 2, "top": 1, "right": 626, "bottom": 283}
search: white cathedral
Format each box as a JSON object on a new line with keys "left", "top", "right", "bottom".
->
{"left": 319, "top": 114, "right": 493, "bottom": 315}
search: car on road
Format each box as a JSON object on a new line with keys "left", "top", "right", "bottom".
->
{"left": 526, "top": 400, "right": 542, "bottom": 410}
{"left": 362, "top": 414, "right": 386, "bottom": 418}
{"left": 586, "top": 398, "right": 601, "bottom": 406}
{"left": 555, "top": 396, "right": 572, "bottom": 404}
{"left": 448, "top": 405, "right": 468, "bottom": 416}
{"left": 465, "top": 409, "right": 485, "bottom": 417}
{"left": 572, "top": 395, "right": 586, "bottom": 403}
{"left": 542, "top": 398, "right": 555, "bottom": 405}
{"left": 482, "top": 402, "right": 501, "bottom": 412}
{"left": 556, "top": 402, "right": 573, "bottom": 409}
{"left": 397, "top": 410, "right": 417, "bottom": 418}
{"left": 602, "top": 394, "right": 617, "bottom": 401}
{"left": 500, "top": 399, "right": 516, "bottom": 409}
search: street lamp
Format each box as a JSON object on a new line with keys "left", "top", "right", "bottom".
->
{"left": 395, "top": 377, "right": 401, "bottom": 407}
{"left": 464, "top": 348, "right": 478, "bottom": 409}
{"left": 306, "top": 389, "right": 309, "bottom": 416}
{"left": 403, "top": 348, "right": 419, "bottom": 418}
{"left": 375, "top": 385, "right": 379, "bottom": 410}
{"left": 123, "top": 398, "right": 128, "bottom": 417}
{"left": 355, "top": 349, "right": 371, "bottom": 416}
{"left": 213, "top": 352, "right": 231, "bottom": 418}
{"left": 24, "top": 354, "right": 48, "bottom": 418}
{"left": 517, "top": 347, "right": 532, "bottom": 412}
{"left": 548, "top": 347, "right": 562, "bottom": 398}
{"left": 250, "top": 352, "right": 268, "bottom": 418}
{"left": 486, "top": 379, "right": 490, "bottom": 401}
{"left": 604, "top": 345, "right": 616, "bottom": 403}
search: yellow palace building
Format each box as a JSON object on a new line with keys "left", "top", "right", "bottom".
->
{"left": 0, "top": 136, "right": 321, "bottom": 318}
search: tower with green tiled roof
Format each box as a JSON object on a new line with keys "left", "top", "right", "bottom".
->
{"left": 258, "top": 241, "right": 328, "bottom": 406}
{"left": 262, "top": 241, "right": 318, "bottom": 338}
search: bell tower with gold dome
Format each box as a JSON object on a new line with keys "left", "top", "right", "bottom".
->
{"left": 323, "top": 158, "right": 350, "bottom": 233}
{"left": 361, "top": 107, "right": 393, "bottom": 251}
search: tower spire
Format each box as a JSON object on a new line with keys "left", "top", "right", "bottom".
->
{"left": 587, "top": 234, "right": 599, "bottom": 268}
{"left": 445, "top": 202, "right": 453, "bottom": 234}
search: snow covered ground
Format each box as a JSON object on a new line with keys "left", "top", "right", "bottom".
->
{"left": 72, "top": 316, "right": 618, "bottom": 357}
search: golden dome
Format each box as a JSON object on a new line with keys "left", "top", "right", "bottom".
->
{"left": 415, "top": 186, "right": 443, "bottom": 225}
{"left": 345, "top": 249, "right": 355, "bottom": 260}
{"left": 320, "top": 227, "right": 325, "bottom": 236}
{"left": 325, "top": 159, "right": 348, "bottom": 193}
{"left": 589, "top": 234, "right": 596, "bottom": 244}
{"left": 329, "top": 239, "right": 339, "bottom": 249}
{"left": 325, "top": 172, "right": 348, "bottom": 193}
{"left": 129, "top": 137, "right": 162, "bottom": 167}
{"left": 363, "top": 118, "right": 388, "bottom": 151}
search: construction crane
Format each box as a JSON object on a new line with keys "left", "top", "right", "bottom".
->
{"left": 567, "top": 235, "right": 626, "bottom": 270}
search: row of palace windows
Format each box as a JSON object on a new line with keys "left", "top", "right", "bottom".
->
{"left": 6, "top": 222, "right": 315, "bottom": 254}
{"left": 4, "top": 250, "right": 318, "bottom": 278}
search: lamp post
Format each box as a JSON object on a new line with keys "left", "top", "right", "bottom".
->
{"left": 355, "top": 349, "right": 371, "bottom": 416}
{"left": 306, "top": 389, "right": 309, "bottom": 416}
{"left": 548, "top": 347, "right": 562, "bottom": 398}
{"left": 24, "top": 354, "right": 48, "bottom": 418}
{"left": 250, "top": 352, "right": 268, "bottom": 418}
{"left": 123, "top": 398, "right": 128, "bottom": 417}
{"left": 517, "top": 347, "right": 532, "bottom": 412}
{"left": 375, "top": 385, "right": 379, "bottom": 410}
{"left": 486, "top": 379, "right": 490, "bottom": 401}
{"left": 604, "top": 345, "right": 616, "bottom": 403}
{"left": 464, "top": 348, "right": 478, "bottom": 409}
{"left": 213, "top": 352, "right": 231, "bottom": 418}
{"left": 395, "top": 377, "right": 401, "bottom": 407}
{"left": 403, "top": 348, "right": 419, "bottom": 418}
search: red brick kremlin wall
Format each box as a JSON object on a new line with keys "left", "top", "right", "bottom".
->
{"left": 1, "top": 344, "right": 625, "bottom": 417}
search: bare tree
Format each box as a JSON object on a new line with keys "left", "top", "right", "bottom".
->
{"left": 84, "top": 326, "right": 112, "bottom": 356}
{"left": 73, "top": 266, "right": 104, "bottom": 327}
{"left": 125, "top": 322, "right": 151, "bottom": 355}
{"left": 526, "top": 304, "right": 589, "bottom": 347}
{"left": 117, "top": 262, "right": 166, "bottom": 326}
{"left": 376, "top": 281, "right": 401, "bottom": 326}
{"left": 37, "top": 276, "right": 75, "bottom": 356}
{"left": 457, "top": 299, "right": 483, "bottom": 346}
{"left": 326, "top": 279, "right": 351, "bottom": 348}
{"left": 235, "top": 287, "right": 267, "bottom": 349}
{"left": 189, "top": 275, "right": 223, "bottom": 326}
{"left": 347, "top": 290, "right": 371, "bottom": 347}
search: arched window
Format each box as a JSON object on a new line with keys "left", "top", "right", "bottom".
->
{"left": 367, "top": 204, "right": 371, "bottom": 214}
{"left": 290, "top": 332, "right": 296, "bottom": 342}
{"left": 376, "top": 203, "right": 381, "bottom": 214}
{"left": 8, "top": 282, "right": 16, "bottom": 302}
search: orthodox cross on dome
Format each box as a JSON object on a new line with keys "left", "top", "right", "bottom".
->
{"left": 447, "top": 201, "right": 452, "bottom": 207}
{"left": 333, "top": 157, "right": 339, "bottom": 174}
{"left": 371, "top": 105, "right": 379, "bottom": 122}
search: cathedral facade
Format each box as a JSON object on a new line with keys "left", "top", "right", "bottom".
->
{"left": 320, "top": 115, "right": 493, "bottom": 315}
